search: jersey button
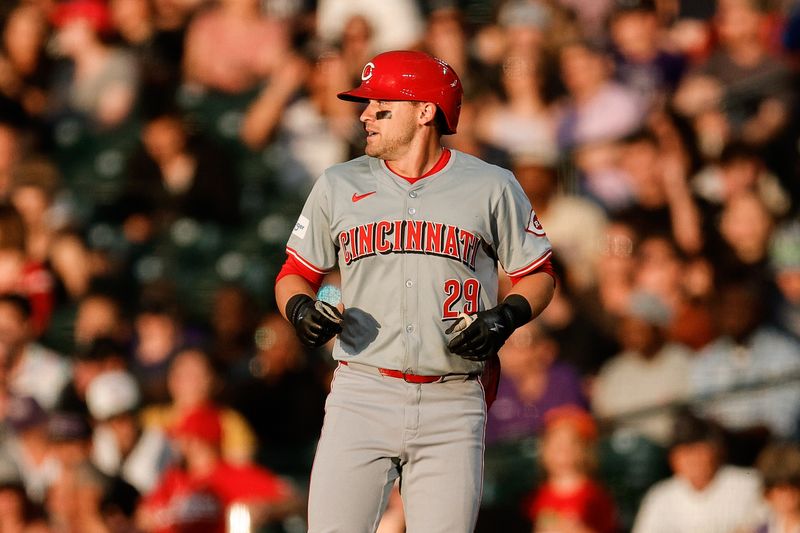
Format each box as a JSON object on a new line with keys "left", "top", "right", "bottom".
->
{"left": 405, "top": 280, "right": 413, "bottom": 288}
{"left": 406, "top": 324, "right": 414, "bottom": 333}
{"left": 409, "top": 191, "right": 417, "bottom": 198}
{"left": 408, "top": 207, "right": 416, "bottom": 215}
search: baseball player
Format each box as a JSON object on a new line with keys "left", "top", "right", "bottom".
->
{"left": 275, "top": 50, "right": 555, "bottom": 533}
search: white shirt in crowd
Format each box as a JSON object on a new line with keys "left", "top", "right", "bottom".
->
{"left": 633, "top": 466, "right": 767, "bottom": 533}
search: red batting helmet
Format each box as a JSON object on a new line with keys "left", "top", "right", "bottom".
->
{"left": 337, "top": 50, "right": 463, "bottom": 134}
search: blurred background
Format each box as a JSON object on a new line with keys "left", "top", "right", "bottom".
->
{"left": 0, "top": 0, "right": 799, "bottom": 531}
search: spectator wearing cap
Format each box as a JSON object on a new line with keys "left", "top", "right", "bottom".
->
{"left": 755, "top": 442, "right": 800, "bottom": 533}
{"left": 768, "top": 221, "right": 800, "bottom": 341}
{"left": 525, "top": 406, "right": 619, "bottom": 533}
{"left": 87, "top": 370, "right": 174, "bottom": 494}
{"left": 633, "top": 411, "right": 766, "bottom": 533}
{"left": 0, "top": 294, "right": 71, "bottom": 412}
{"left": 690, "top": 279, "right": 800, "bottom": 446}
{"left": 3, "top": 396, "right": 58, "bottom": 504}
{"left": 46, "top": 411, "right": 94, "bottom": 471}
{"left": 49, "top": 0, "right": 139, "bottom": 128}
{"left": 138, "top": 405, "right": 301, "bottom": 533}
{"left": 592, "top": 291, "right": 692, "bottom": 446}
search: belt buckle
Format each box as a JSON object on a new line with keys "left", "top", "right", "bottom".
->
{"left": 401, "top": 368, "right": 415, "bottom": 383}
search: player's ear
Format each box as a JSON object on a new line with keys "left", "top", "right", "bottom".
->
{"left": 417, "top": 102, "right": 437, "bottom": 127}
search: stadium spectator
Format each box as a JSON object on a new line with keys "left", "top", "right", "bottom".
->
{"left": 0, "top": 204, "right": 54, "bottom": 335}
{"left": 49, "top": 0, "right": 140, "bottom": 128}
{"left": 692, "top": 141, "right": 791, "bottom": 218}
{"left": 592, "top": 291, "right": 692, "bottom": 446}
{"left": 141, "top": 347, "right": 256, "bottom": 464}
{"left": 608, "top": 0, "right": 686, "bottom": 105}
{"left": 227, "top": 312, "right": 327, "bottom": 476}
{"left": 129, "top": 299, "right": 187, "bottom": 405}
{"left": 614, "top": 131, "right": 703, "bottom": 254}
{"left": 315, "top": 0, "right": 423, "bottom": 53}
{"left": 3, "top": 396, "right": 57, "bottom": 504}
{"left": 120, "top": 109, "right": 240, "bottom": 232}
{"left": 673, "top": 0, "right": 793, "bottom": 150}
{"left": 557, "top": 39, "right": 646, "bottom": 209}
{"left": 108, "top": 0, "right": 182, "bottom": 103}
{"left": 208, "top": 284, "right": 258, "bottom": 371}
{"left": 8, "top": 157, "right": 61, "bottom": 264}
{"left": 474, "top": 53, "right": 558, "bottom": 169}
{"left": 182, "top": 0, "right": 289, "bottom": 94}
{"left": 525, "top": 405, "right": 619, "bottom": 533}
{"left": 137, "top": 405, "right": 301, "bottom": 533}
{"left": 690, "top": 279, "right": 800, "bottom": 455}
{"left": 72, "top": 293, "right": 129, "bottom": 349}
{"left": 54, "top": 337, "right": 127, "bottom": 417}
{"left": 633, "top": 411, "right": 766, "bottom": 532}
{"left": 486, "top": 321, "right": 586, "bottom": 444}
{"left": 716, "top": 190, "right": 775, "bottom": 276}
{"left": 0, "top": 295, "right": 70, "bottom": 411}
{"left": 755, "top": 442, "right": 800, "bottom": 533}
{"left": 86, "top": 370, "right": 173, "bottom": 494}
{"left": 513, "top": 156, "right": 607, "bottom": 291}
{"left": 769, "top": 221, "right": 800, "bottom": 341}
{"left": 0, "top": 3, "right": 51, "bottom": 120}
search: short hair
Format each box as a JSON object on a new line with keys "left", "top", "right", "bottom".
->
{"left": 757, "top": 442, "right": 800, "bottom": 490}
{"left": 669, "top": 410, "right": 725, "bottom": 450}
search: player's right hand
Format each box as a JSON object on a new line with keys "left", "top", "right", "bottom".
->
{"left": 286, "top": 294, "right": 344, "bottom": 347}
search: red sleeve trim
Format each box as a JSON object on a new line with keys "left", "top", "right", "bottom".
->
{"left": 276, "top": 253, "right": 325, "bottom": 293}
{"left": 506, "top": 249, "right": 553, "bottom": 277}
{"left": 285, "top": 247, "right": 328, "bottom": 274}
{"left": 509, "top": 256, "right": 557, "bottom": 286}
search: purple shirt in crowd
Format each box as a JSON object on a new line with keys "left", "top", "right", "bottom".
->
{"left": 485, "top": 361, "right": 587, "bottom": 444}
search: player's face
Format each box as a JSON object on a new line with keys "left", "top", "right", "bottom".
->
{"left": 360, "top": 100, "right": 419, "bottom": 160}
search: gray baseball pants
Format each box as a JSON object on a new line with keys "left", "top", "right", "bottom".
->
{"left": 307, "top": 361, "right": 487, "bottom": 533}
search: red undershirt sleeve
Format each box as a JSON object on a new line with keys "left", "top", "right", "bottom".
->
{"left": 276, "top": 253, "right": 325, "bottom": 293}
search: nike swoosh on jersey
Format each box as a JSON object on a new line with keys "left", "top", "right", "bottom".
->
{"left": 352, "top": 191, "right": 377, "bottom": 203}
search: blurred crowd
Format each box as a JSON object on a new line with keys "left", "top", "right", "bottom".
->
{"left": 0, "top": 0, "right": 799, "bottom": 531}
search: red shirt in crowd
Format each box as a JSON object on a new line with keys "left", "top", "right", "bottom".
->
{"left": 141, "top": 462, "right": 293, "bottom": 533}
{"left": 527, "top": 478, "right": 619, "bottom": 533}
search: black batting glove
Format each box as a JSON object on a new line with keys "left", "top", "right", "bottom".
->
{"left": 446, "top": 294, "right": 532, "bottom": 361}
{"left": 286, "top": 294, "right": 343, "bottom": 348}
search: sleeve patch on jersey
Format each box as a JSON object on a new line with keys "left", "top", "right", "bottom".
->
{"left": 292, "top": 215, "right": 310, "bottom": 239}
{"left": 525, "top": 210, "right": 546, "bottom": 237}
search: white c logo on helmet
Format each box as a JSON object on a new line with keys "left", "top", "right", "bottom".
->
{"left": 361, "top": 62, "right": 375, "bottom": 81}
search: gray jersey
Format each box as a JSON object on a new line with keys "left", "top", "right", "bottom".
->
{"left": 286, "top": 149, "right": 552, "bottom": 375}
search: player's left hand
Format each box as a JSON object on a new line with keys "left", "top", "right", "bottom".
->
{"left": 446, "top": 295, "right": 533, "bottom": 361}
{"left": 446, "top": 306, "right": 515, "bottom": 361}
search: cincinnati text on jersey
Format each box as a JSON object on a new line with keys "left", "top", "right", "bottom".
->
{"left": 338, "top": 220, "right": 482, "bottom": 270}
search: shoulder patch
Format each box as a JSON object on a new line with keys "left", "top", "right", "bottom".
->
{"left": 293, "top": 215, "right": 310, "bottom": 239}
{"left": 525, "top": 210, "right": 546, "bottom": 237}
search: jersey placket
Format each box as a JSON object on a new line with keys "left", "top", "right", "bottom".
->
{"left": 402, "top": 185, "right": 422, "bottom": 374}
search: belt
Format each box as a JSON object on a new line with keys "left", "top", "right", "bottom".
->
{"left": 339, "top": 361, "right": 452, "bottom": 384}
